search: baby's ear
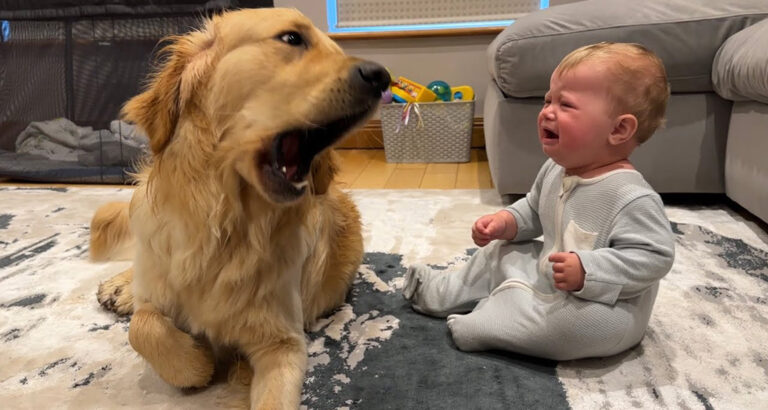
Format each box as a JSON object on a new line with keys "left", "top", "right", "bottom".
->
{"left": 609, "top": 114, "right": 638, "bottom": 146}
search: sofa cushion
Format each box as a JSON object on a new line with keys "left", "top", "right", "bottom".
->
{"left": 488, "top": 0, "right": 768, "bottom": 98}
{"left": 713, "top": 18, "right": 768, "bottom": 104}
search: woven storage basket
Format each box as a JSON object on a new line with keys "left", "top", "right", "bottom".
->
{"left": 380, "top": 99, "right": 474, "bottom": 163}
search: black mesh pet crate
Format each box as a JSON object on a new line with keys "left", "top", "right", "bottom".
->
{"left": 0, "top": 0, "right": 272, "bottom": 183}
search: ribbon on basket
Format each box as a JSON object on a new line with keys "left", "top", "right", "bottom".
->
{"left": 395, "top": 102, "right": 424, "bottom": 133}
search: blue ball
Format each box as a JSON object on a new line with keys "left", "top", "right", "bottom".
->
{"left": 427, "top": 80, "right": 452, "bottom": 102}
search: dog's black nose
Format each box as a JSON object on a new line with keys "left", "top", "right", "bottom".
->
{"left": 353, "top": 62, "right": 391, "bottom": 95}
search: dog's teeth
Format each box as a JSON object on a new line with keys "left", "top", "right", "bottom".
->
{"left": 281, "top": 166, "right": 287, "bottom": 175}
{"left": 292, "top": 180, "right": 309, "bottom": 189}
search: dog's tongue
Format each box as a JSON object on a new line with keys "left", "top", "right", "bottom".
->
{"left": 281, "top": 132, "right": 301, "bottom": 180}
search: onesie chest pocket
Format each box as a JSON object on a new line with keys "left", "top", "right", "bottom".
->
{"left": 562, "top": 220, "right": 598, "bottom": 251}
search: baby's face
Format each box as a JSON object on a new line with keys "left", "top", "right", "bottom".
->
{"left": 538, "top": 63, "right": 620, "bottom": 175}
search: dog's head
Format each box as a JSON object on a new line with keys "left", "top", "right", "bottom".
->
{"left": 123, "top": 8, "right": 389, "bottom": 204}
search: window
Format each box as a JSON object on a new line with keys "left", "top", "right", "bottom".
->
{"left": 1, "top": 20, "right": 9, "bottom": 41}
{"left": 327, "top": 0, "right": 548, "bottom": 34}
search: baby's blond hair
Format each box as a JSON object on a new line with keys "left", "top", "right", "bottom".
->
{"left": 555, "top": 42, "right": 670, "bottom": 144}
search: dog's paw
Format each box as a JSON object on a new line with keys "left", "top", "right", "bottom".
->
{"left": 97, "top": 269, "right": 134, "bottom": 315}
{"left": 155, "top": 342, "right": 215, "bottom": 388}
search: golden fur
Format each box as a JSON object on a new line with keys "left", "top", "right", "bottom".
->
{"left": 91, "top": 8, "right": 388, "bottom": 408}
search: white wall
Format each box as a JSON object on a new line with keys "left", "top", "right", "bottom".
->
{"left": 274, "top": 0, "right": 581, "bottom": 117}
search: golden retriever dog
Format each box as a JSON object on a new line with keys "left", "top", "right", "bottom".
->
{"left": 90, "top": 8, "right": 389, "bottom": 409}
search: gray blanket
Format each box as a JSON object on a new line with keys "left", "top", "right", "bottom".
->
{"left": 15, "top": 118, "right": 149, "bottom": 166}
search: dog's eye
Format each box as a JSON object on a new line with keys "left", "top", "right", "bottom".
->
{"left": 278, "top": 31, "right": 305, "bottom": 47}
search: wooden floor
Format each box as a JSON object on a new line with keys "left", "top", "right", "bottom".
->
{"left": 0, "top": 149, "right": 494, "bottom": 190}
{"left": 335, "top": 148, "right": 493, "bottom": 189}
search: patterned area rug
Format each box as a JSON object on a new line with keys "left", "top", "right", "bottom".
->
{"left": 1, "top": 187, "right": 767, "bottom": 409}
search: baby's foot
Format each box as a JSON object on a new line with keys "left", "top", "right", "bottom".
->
{"left": 402, "top": 264, "right": 425, "bottom": 300}
{"left": 447, "top": 312, "right": 487, "bottom": 352}
{"left": 402, "top": 264, "right": 432, "bottom": 313}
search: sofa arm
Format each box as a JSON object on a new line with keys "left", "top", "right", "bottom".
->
{"left": 713, "top": 18, "right": 768, "bottom": 104}
{"left": 488, "top": 0, "right": 768, "bottom": 98}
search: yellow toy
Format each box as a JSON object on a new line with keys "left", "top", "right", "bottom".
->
{"left": 450, "top": 85, "right": 474, "bottom": 101}
{"left": 391, "top": 76, "right": 437, "bottom": 103}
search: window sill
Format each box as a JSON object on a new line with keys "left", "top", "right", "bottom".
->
{"left": 327, "top": 26, "right": 504, "bottom": 40}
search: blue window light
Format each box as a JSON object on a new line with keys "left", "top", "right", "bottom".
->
{"left": 327, "top": 0, "right": 549, "bottom": 34}
{"left": 1, "top": 20, "right": 9, "bottom": 42}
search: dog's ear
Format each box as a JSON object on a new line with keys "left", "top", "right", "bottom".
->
{"left": 122, "top": 23, "right": 216, "bottom": 154}
{"left": 310, "top": 149, "right": 339, "bottom": 195}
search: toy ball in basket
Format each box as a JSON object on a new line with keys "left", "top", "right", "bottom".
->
{"left": 381, "top": 76, "right": 475, "bottom": 163}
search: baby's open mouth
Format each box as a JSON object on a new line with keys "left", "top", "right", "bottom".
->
{"left": 543, "top": 129, "right": 559, "bottom": 139}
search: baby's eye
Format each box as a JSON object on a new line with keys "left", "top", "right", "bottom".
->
{"left": 561, "top": 101, "right": 574, "bottom": 109}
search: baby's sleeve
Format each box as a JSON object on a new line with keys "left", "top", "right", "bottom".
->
{"left": 571, "top": 194, "right": 676, "bottom": 305}
{"left": 504, "top": 160, "right": 551, "bottom": 241}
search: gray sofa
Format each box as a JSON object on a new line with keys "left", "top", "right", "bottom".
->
{"left": 484, "top": 0, "right": 768, "bottom": 223}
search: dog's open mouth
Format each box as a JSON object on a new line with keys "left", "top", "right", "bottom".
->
{"left": 258, "top": 110, "right": 370, "bottom": 202}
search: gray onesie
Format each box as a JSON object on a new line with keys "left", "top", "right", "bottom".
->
{"left": 402, "top": 159, "right": 675, "bottom": 360}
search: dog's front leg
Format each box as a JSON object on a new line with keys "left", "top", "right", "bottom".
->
{"left": 129, "top": 303, "right": 215, "bottom": 388}
{"left": 244, "top": 334, "right": 307, "bottom": 410}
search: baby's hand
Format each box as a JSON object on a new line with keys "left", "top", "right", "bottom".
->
{"left": 471, "top": 212, "right": 508, "bottom": 247}
{"left": 549, "top": 252, "right": 585, "bottom": 291}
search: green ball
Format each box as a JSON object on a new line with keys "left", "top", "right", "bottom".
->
{"left": 427, "top": 80, "right": 452, "bottom": 102}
